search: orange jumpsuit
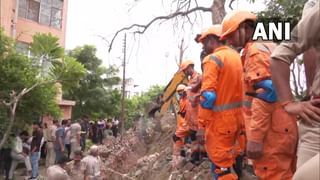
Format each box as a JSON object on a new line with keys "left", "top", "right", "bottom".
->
{"left": 185, "top": 72, "right": 202, "bottom": 131}
{"left": 173, "top": 96, "right": 189, "bottom": 155}
{"left": 199, "top": 46, "right": 244, "bottom": 180}
{"left": 185, "top": 71, "right": 203, "bottom": 155}
{"left": 242, "top": 42, "right": 298, "bottom": 180}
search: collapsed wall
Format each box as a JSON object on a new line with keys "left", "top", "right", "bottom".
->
{"left": 97, "top": 113, "right": 229, "bottom": 180}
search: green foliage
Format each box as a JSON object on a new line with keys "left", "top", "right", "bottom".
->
{"left": 64, "top": 45, "right": 121, "bottom": 119}
{"left": 0, "top": 31, "right": 85, "bottom": 147}
{"left": 0, "top": 29, "right": 14, "bottom": 57}
{"left": 124, "top": 85, "right": 164, "bottom": 129}
{"left": 30, "top": 32, "right": 64, "bottom": 60}
{"left": 50, "top": 56, "right": 86, "bottom": 91}
{"left": 0, "top": 31, "right": 61, "bottom": 134}
{"left": 257, "top": 0, "right": 306, "bottom": 31}
{"left": 28, "top": 33, "right": 86, "bottom": 91}
{"left": 68, "top": 45, "right": 102, "bottom": 71}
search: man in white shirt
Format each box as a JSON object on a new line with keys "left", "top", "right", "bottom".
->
{"left": 8, "top": 131, "right": 32, "bottom": 180}
{"left": 70, "top": 120, "right": 81, "bottom": 159}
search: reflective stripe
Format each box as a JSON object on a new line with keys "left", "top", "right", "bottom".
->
{"left": 212, "top": 101, "right": 252, "bottom": 112}
{"left": 210, "top": 55, "right": 224, "bottom": 68}
{"left": 212, "top": 102, "right": 242, "bottom": 112}
{"left": 242, "top": 101, "right": 252, "bottom": 108}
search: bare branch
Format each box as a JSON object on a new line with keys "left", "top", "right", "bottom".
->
{"left": 108, "top": 6, "right": 211, "bottom": 52}
{"left": 96, "top": 34, "right": 110, "bottom": 45}
{"left": 0, "top": 100, "right": 10, "bottom": 107}
{"left": 194, "top": 0, "right": 199, "bottom": 7}
{"left": 211, "top": 0, "right": 226, "bottom": 24}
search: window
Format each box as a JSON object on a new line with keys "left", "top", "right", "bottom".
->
{"left": 27, "top": 0, "right": 40, "bottom": 22}
{"left": 18, "top": 0, "right": 63, "bottom": 29}
{"left": 18, "top": 0, "right": 28, "bottom": 18}
{"left": 39, "top": 0, "right": 51, "bottom": 25}
{"left": 50, "top": 8, "right": 62, "bottom": 29}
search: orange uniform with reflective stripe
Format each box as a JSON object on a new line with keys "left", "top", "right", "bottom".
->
{"left": 173, "top": 96, "right": 189, "bottom": 156}
{"left": 199, "top": 46, "right": 244, "bottom": 170}
{"left": 185, "top": 72, "right": 202, "bottom": 131}
{"left": 242, "top": 42, "right": 298, "bottom": 180}
{"left": 185, "top": 71, "right": 202, "bottom": 154}
{"left": 175, "top": 96, "right": 189, "bottom": 138}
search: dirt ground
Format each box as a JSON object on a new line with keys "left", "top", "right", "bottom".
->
{"left": 9, "top": 161, "right": 46, "bottom": 180}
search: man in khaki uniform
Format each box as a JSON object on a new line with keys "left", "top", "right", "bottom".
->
{"left": 47, "top": 155, "right": 70, "bottom": 180}
{"left": 270, "top": 2, "right": 320, "bottom": 180}
{"left": 81, "top": 145, "right": 103, "bottom": 180}
{"left": 46, "top": 120, "right": 57, "bottom": 167}
{"left": 301, "top": 0, "right": 319, "bottom": 97}
{"left": 66, "top": 149, "right": 84, "bottom": 180}
{"left": 70, "top": 121, "right": 81, "bottom": 159}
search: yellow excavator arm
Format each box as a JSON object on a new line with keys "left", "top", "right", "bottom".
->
{"left": 148, "top": 70, "right": 188, "bottom": 117}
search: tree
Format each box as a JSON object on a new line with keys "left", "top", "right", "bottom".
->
{"left": 0, "top": 31, "right": 86, "bottom": 149}
{"left": 108, "top": 0, "right": 308, "bottom": 99}
{"left": 65, "top": 45, "right": 121, "bottom": 119}
{"left": 29, "top": 33, "right": 64, "bottom": 75}
{"left": 108, "top": 0, "right": 232, "bottom": 51}
{"left": 124, "top": 85, "right": 164, "bottom": 129}
{"left": 257, "top": 0, "right": 305, "bottom": 28}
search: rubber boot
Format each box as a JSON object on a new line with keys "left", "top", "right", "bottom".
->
{"left": 190, "top": 151, "right": 200, "bottom": 165}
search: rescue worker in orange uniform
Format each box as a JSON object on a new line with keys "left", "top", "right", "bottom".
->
{"left": 220, "top": 10, "right": 298, "bottom": 179}
{"left": 172, "top": 84, "right": 189, "bottom": 169}
{"left": 196, "top": 24, "right": 244, "bottom": 180}
{"left": 179, "top": 60, "right": 203, "bottom": 164}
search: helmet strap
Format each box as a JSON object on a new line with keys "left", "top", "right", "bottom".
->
{"left": 239, "top": 24, "right": 246, "bottom": 47}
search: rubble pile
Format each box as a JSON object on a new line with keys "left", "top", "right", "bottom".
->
{"left": 98, "top": 113, "right": 255, "bottom": 180}
{"left": 99, "top": 129, "right": 147, "bottom": 172}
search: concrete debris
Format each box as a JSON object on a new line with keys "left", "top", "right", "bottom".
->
{"left": 98, "top": 113, "right": 256, "bottom": 180}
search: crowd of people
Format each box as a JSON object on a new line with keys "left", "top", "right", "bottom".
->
{"left": 172, "top": 1, "right": 319, "bottom": 180}
{"left": 0, "top": 116, "right": 119, "bottom": 180}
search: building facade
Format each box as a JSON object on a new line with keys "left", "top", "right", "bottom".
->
{"left": 113, "top": 78, "right": 141, "bottom": 99}
{"left": 0, "top": 0, "right": 74, "bottom": 121}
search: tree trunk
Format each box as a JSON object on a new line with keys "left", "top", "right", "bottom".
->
{"left": 178, "top": 38, "right": 186, "bottom": 66}
{"left": 211, "top": 0, "right": 227, "bottom": 24}
{"left": 0, "top": 107, "right": 16, "bottom": 149}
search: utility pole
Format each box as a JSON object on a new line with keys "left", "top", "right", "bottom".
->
{"left": 120, "top": 34, "right": 126, "bottom": 140}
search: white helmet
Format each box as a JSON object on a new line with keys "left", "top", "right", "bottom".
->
{"left": 176, "top": 84, "right": 187, "bottom": 92}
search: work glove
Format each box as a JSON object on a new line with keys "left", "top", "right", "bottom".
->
{"left": 245, "top": 79, "right": 277, "bottom": 103}
{"left": 200, "top": 91, "right": 216, "bottom": 109}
